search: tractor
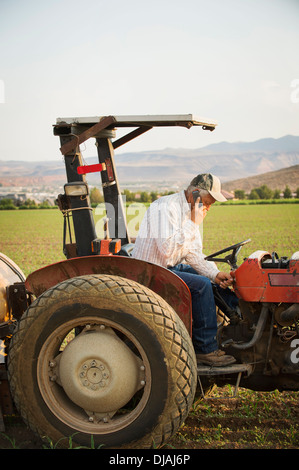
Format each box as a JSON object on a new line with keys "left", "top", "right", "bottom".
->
{"left": 0, "top": 114, "right": 298, "bottom": 449}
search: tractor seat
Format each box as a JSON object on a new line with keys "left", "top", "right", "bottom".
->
{"left": 117, "top": 243, "right": 135, "bottom": 257}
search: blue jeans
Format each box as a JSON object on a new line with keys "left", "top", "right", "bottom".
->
{"left": 168, "top": 264, "right": 238, "bottom": 354}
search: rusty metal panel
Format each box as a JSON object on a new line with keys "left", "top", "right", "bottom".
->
{"left": 25, "top": 256, "right": 192, "bottom": 334}
{"left": 59, "top": 115, "right": 116, "bottom": 155}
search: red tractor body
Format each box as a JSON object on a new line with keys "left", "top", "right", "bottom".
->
{"left": 234, "top": 251, "right": 299, "bottom": 303}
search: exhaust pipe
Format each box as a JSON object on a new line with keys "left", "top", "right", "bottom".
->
{"left": 222, "top": 304, "right": 269, "bottom": 350}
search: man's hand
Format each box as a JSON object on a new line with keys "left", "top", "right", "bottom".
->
{"left": 188, "top": 192, "right": 215, "bottom": 226}
{"left": 191, "top": 198, "right": 206, "bottom": 226}
{"left": 215, "top": 271, "right": 234, "bottom": 289}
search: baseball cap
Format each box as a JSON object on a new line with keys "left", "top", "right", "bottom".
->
{"left": 190, "top": 173, "right": 227, "bottom": 202}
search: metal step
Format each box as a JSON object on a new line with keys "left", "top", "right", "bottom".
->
{"left": 197, "top": 363, "right": 253, "bottom": 376}
{"left": 197, "top": 363, "right": 253, "bottom": 399}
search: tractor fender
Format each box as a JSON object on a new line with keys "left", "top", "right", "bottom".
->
{"left": 25, "top": 255, "right": 192, "bottom": 334}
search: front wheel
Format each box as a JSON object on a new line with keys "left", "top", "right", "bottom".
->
{"left": 8, "top": 274, "right": 196, "bottom": 449}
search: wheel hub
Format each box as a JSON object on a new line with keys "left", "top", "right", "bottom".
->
{"left": 57, "top": 326, "right": 143, "bottom": 415}
{"left": 79, "top": 360, "right": 110, "bottom": 390}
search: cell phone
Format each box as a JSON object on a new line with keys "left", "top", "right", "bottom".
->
{"left": 192, "top": 190, "right": 201, "bottom": 204}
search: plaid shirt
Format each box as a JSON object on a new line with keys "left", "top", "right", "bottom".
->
{"left": 132, "top": 190, "right": 220, "bottom": 281}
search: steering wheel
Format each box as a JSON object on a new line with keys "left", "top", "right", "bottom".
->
{"left": 205, "top": 239, "right": 251, "bottom": 269}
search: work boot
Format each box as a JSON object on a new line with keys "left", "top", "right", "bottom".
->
{"left": 196, "top": 349, "right": 236, "bottom": 367}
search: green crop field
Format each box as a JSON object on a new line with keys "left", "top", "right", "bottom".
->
{"left": 0, "top": 204, "right": 298, "bottom": 276}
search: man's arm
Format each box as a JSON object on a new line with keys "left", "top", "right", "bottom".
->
{"left": 186, "top": 194, "right": 232, "bottom": 283}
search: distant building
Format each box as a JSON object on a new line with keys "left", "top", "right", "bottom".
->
{"left": 221, "top": 190, "right": 234, "bottom": 200}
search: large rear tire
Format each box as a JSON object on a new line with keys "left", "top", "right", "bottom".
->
{"left": 8, "top": 274, "right": 196, "bottom": 449}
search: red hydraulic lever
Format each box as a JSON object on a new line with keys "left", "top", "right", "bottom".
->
{"left": 77, "top": 163, "right": 106, "bottom": 175}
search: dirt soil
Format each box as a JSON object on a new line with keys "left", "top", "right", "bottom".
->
{"left": 1, "top": 386, "right": 298, "bottom": 449}
{"left": 167, "top": 387, "right": 299, "bottom": 450}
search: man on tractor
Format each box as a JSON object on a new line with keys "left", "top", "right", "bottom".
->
{"left": 132, "top": 173, "right": 238, "bottom": 367}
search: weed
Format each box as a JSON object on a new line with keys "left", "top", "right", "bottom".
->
{"left": 42, "top": 433, "right": 104, "bottom": 449}
{"left": 0, "top": 433, "right": 20, "bottom": 449}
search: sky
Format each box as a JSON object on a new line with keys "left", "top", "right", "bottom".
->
{"left": 0, "top": 0, "right": 298, "bottom": 162}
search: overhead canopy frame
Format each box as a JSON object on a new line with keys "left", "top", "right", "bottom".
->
{"left": 53, "top": 113, "right": 218, "bottom": 254}
{"left": 54, "top": 114, "right": 218, "bottom": 156}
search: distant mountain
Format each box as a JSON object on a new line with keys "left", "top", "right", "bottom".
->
{"left": 0, "top": 160, "right": 66, "bottom": 188}
{"left": 114, "top": 135, "right": 299, "bottom": 184}
{"left": 184, "top": 135, "right": 299, "bottom": 155}
{"left": 0, "top": 135, "right": 298, "bottom": 189}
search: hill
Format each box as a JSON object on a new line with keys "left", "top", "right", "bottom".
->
{"left": 222, "top": 164, "right": 299, "bottom": 193}
{"left": 0, "top": 135, "right": 298, "bottom": 190}
{"left": 0, "top": 161, "right": 66, "bottom": 187}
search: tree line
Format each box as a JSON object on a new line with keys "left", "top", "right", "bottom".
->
{"left": 0, "top": 198, "right": 54, "bottom": 210}
{"left": 91, "top": 186, "right": 298, "bottom": 203}
{"left": 89, "top": 188, "right": 175, "bottom": 205}
{"left": 234, "top": 185, "right": 298, "bottom": 200}
{"left": 1, "top": 185, "right": 298, "bottom": 210}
